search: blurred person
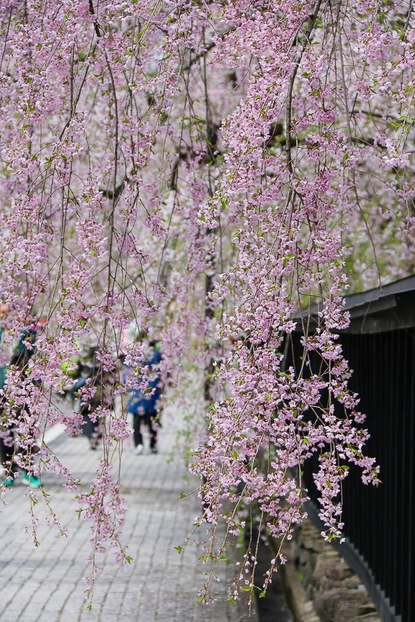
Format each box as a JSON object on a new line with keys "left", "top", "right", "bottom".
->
{"left": 72, "top": 347, "right": 113, "bottom": 450}
{"left": 0, "top": 303, "right": 9, "bottom": 395}
{"left": 0, "top": 327, "right": 42, "bottom": 488}
{"left": 0, "top": 304, "right": 10, "bottom": 484}
{"left": 127, "top": 341, "right": 163, "bottom": 455}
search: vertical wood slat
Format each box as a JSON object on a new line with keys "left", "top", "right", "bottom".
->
{"left": 290, "top": 326, "right": 415, "bottom": 622}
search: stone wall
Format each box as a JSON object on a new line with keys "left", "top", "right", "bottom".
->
{"left": 281, "top": 520, "right": 381, "bottom": 622}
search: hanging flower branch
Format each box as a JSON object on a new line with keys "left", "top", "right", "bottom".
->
{"left": 0, "top": 0, "right": 413, "bottom": 605}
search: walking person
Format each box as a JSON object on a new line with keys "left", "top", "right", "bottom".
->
{"left": 0, "top": 326, "right": 42, "bottom": 488}
{"left": 72, "top": 347, "right": 111, "bottom": 450}
{"left": 0, "top": 303, "right": 11, "bottom": 485}
{"left": 127, "top": 341, "right": 163, "bottom": 455}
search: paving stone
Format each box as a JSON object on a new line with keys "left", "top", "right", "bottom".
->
{"left": 0, "top": 411, "right": 258, "bottom": 621}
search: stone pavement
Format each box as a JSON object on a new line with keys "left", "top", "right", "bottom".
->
{"left": 0, "top": 411, "right": 258, "bottom": 622}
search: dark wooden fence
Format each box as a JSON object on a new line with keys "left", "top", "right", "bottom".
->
{"left": 288, "top": 276, "right": 415, "bottom": 622}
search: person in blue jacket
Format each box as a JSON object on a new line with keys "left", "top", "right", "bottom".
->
{"left": 127, "top": 341, "right": 162, "bottom": 455}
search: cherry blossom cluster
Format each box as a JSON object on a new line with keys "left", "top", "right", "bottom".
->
{"left": 0, "top": 0, "right": 413, "bottom": 604}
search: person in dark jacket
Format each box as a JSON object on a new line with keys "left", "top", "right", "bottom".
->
{"left": 127, "top": 342, "right": 162, "bottom": 455}
{"left": 0, "top": 327, "right": 42, "bottom": 488}
{"left": 72, "top": 347, "right": 112, "bottom": 450}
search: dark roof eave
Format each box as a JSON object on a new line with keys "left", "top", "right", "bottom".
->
{"left": 293, "top": 274, "right": 415, "bottom": 335}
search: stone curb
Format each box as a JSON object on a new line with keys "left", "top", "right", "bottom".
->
{"left": 281, "top": 547, "right": 320, "bottom": 622}
{"left": 279, "top": 521, "right": 382, "bottom": 622}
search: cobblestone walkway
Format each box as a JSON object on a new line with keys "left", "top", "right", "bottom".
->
{"left": 0, "top": 412, "right": 257, "bottom": 622}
